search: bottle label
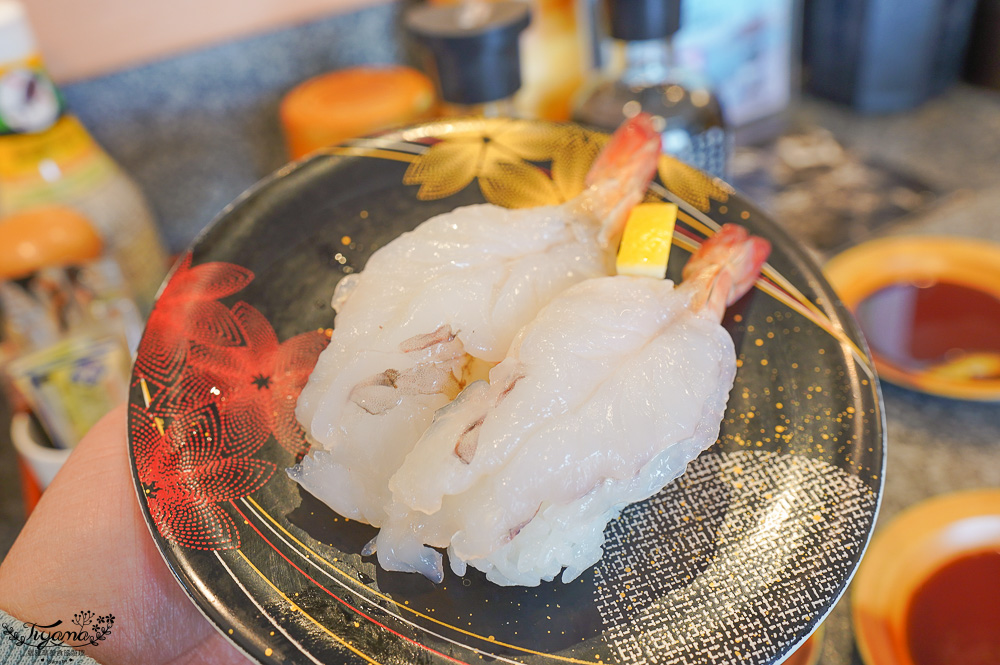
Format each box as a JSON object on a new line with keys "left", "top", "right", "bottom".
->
{"left": 0, "top": 54, "right": 66, "bottom": 135}
{"left": 0, "top": 115, "right": 102, "bottom": 178}
{"left": 0, "top": 54, "right": 109, "bottom": 212}
{"left": 0, "top": 115, "right": 113, "bottom": 210}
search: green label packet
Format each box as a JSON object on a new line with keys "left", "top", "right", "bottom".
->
{"left": 8, "top": 333, "right": 130, "bottom": 449}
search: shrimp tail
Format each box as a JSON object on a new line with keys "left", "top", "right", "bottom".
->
{"left": 582, "top": 113, "right": 662, "bottom": 249}
{"left": 681, "top": 224, "right": 771, "bottom": 321}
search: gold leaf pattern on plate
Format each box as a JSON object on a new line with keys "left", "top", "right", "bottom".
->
{"left": 479, "top": 159, "right": 560, "bottom": 209}
{"left": 403, "top": 118, "right": 732, "bottom": 213}
{"left": 551, "top": 127, "right": 607, "bottom": 203}
{"left": 402, "top": 138, "right": 482, "bottom": 200}
{"left": 489, "top": 120, "right": 562, "bottom": 162}
{"left": 403, "top": 119, "right": 607, "bottom": 208}
{"left": 658, "top": 155, "right": 733, "bottom": 212}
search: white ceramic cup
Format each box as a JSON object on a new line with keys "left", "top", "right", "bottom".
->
{"left": 10, "top": 412, "right": 71, "bottom": 489}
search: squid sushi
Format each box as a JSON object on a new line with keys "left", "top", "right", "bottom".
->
{"left": 292, "top": 116, "right": 661, "bottom": 526}
{"left": 375, "top": 224, "right": 771, "bottom": 585}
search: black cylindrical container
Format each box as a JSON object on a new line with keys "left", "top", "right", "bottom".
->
{"left": 803, "top": 0, "right": 978, "bottom": 113}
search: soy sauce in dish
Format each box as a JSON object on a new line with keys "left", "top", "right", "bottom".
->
{"left": 854, "top": 281, "right": 1000, "bottom": 379}
{"left": 904, "top": 550, "right": 1000, "bottom": 665}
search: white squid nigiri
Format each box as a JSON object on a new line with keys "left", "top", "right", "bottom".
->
{"left": 291, "top": 116, "right": 661, "bottom": 526}
{"left": 376, "top": 224, "right": 771, "bottom": 585}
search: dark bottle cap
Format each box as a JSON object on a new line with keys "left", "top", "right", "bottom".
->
{"left": 606, "top": 0, "right": 681, "bottom": 41}
{"left": 405, "top": 1, "right": 531, "bottom": 105}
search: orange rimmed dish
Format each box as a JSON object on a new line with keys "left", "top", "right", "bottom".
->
{"left": 851, "top": 489, "right": 1000, "bottom": 665}
{"left": 824, "top": 235, "right": 1000, "bottom": 401}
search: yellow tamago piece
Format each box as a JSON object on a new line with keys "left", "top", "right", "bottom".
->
{"left": 616, "top": 202, "right": 678, "bottom": 279}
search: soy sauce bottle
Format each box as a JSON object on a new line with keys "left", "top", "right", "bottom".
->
{"left": 573, "top": 0, "right": 729, "bottom": 178}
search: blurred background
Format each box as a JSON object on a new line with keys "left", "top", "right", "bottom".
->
{"left": 1, "top": 0, "right": 998, "bottom": 662}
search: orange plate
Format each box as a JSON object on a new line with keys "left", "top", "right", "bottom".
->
{"left": 851, "top": 489, "right": 1000, "bottom": 665}
{"left": 824, "top": 235, "right": 1000, "bottom": 401}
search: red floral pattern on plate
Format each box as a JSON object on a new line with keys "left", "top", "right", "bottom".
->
{"left": 131, "top": 402, "right": 274, "bottom": 550}
{"left": 132, "top": 255, "right": 329, "bottom": 550}
{"left": 135, "top": 253, "right": 253, "bottom": 387}
{"left": 165, "top": 301, "right": 329, "bottom": 458}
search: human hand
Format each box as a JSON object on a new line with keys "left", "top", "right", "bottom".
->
{"left": 0, "top": 404, "right": 249, "bottom": 664}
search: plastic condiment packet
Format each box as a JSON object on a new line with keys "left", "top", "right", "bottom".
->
{"left": 6, "top": 331, "right": 130, "bottom": 449}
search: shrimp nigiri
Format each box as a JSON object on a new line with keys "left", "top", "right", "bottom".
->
{"left": 376, "top": 224, "right": 771, "bottom": 585}
{"left": 291, "top": 116, "right": 661, "bottom": 526}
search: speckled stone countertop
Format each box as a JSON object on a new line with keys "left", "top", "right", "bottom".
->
{"left": 1, "top": 4, "right": 999, "bottom": 659}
